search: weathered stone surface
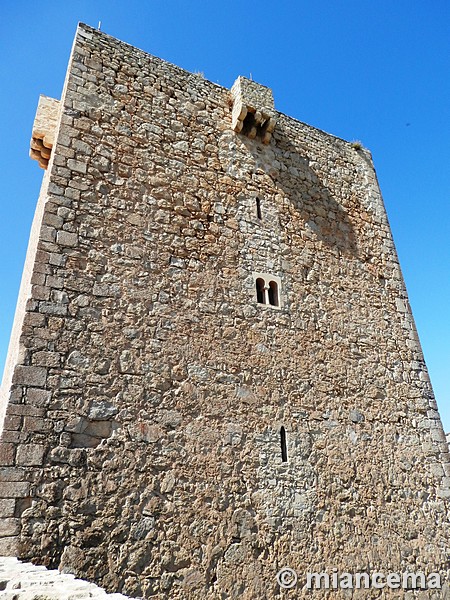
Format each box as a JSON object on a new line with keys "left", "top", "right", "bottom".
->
{"left": 12, "top": 366, "right": 47, "bottom": 387}
{"left": 0, "top": 518, "right": 20, "bottom": 537}
{"left": 0, "top": 537, "right": 19, "bottom": 556}
{"left": 0, "top": 21, "right": 449, "bottom": 600}
{"left": 0, "top": 482, "right": 30, "bottom": 498}
{"left": 0, "top": 499, "right": 16, "bottom": 518}
{"left": 0, "top": 443, "right": 15, "bottom": 466}
{"left": 15, "top": 444, "right": 45, "bottom": 466}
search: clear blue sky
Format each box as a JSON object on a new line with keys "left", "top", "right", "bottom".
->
{"left": 1, "top": 1, "right": 449, "bottom": 428}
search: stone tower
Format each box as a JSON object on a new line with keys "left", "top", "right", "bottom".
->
{"left": 1, "top": 23, "right": 449, "bottom": 599}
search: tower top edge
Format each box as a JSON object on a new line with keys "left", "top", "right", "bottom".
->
{"left": 73, "top": 23, "right": 371, "bottom": 154}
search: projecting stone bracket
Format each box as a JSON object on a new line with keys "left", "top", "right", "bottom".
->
{"left": 230, "top": 76, "right": 276, "bottom": 144}
{"left": 29, "top": 95, "right": 60, "bottom": 169}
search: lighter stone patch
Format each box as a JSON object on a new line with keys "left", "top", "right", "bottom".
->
{"left": 0, "top": 557, "right": 130, "bottom": 599}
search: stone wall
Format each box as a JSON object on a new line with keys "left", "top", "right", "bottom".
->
{"left": 1, "top": 23, "right": 449, "bottom": 599}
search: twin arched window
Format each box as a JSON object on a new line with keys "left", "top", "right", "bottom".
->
{"left": 255, "top": 275, "right": 280, "bottom": 307}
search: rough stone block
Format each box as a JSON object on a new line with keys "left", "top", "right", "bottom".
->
{"left": 0, "top": 468, "right": 26, "bottom": 482}
{"left": 22, "top": 313, "right": 46, "bottom": 327}
{"left": 48, "top": 181, "right": 65, "bottom": 196}
{"left": 2, "top": 416, "right": 21, "bottom": 431}
{"left": 56, "top": 231, "right": 78, "bottom": 247}
{"left": 0, "top": 536, "right": 19, "bottom": 556}
{"left": 40, "top": 225, "right": 57, "bottom": 243}
{"left": 128, "top": 422, "right": 163, "bottom": 443}
{"left": 0, "top": 482, "right": 30, "bottom": 498}
{"left": 35, "top": 249, "right": 51, "bottom": 264}
{"left": 0, "top": 432, "right": 22, "bottom": 444}
{"left": 12, "top": 365, "right": 47, "bottom": 387}
{"left": 83, "top": 420, "right": 112, "bottom": 438}
{"left": 45, "top": 275, "right": 64, "bottom": 289}
{"left": 23, "top": 417, "right": 51, "bottom": 432}
{"left": 49, "top": 252, "right": 66, "bottom": 266}
{"left": 25, "top": 388, "right": 51, "bottom": 407}
{"left": 0, "top": 499, "right": 16, "bottom": 517}
{"left": 92, "top": 282, "right": 120, "bottom": 297}
{"left": 67, "top": 158, "right": 87, "bottom": 174}
{"left": 31, "top": 285, "right": 51, "bottom": 301}
{"left": 64, "top": 187, "right": 80, "bottom": 201}
{"left": 15, "top": 444, "right": 45, "bottom": 466}
{"left": 437, "top": 487, "right": 450, "bottom": 499}
{"left": 0, "top": 444, "right": 15, "bottom": 467}
{"left": 43, "top": 212, "right": 64, "bottom": 230}
{"left": 32, "top": 351, "right": 61, "bottom": 367}
{"left": 6, "top": 405, "right": 45, "bottom": 417}
{"left": 30, "top": 272, "right": 46, "bottom": 286}
{"left": 38, "top": 302, "right": 68, "bottom": 316}
{"left": 70, "top": 433, "right": 101, "bottom": 448}
{"left": 0, "top": 518, "right": 20, "bottom": 537}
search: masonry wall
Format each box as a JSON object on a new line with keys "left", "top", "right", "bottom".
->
{"left": 1, "top": 23, "right": 449, "bottom": 600}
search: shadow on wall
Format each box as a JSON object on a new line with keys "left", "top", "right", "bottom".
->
{"left": 241, "top": 118, "right": 359, "bottom": 257}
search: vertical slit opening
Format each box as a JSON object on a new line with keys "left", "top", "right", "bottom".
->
{"left": 280, "top": 426, "right": 287, "bottom": 462}
{"left": 256, "top": 197, "right": 262, "bottom": 220}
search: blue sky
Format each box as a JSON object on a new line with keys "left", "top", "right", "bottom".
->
{"left": 1, "top": 1, "right": 449, "bottom": 428}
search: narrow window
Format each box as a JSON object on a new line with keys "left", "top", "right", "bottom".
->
{"left": 256, "top": 278, "right": 265, "bottom": 304}
{"left": 268, "top": 280, "right": 279, "bottom": 307}
{"left": 280, "top": 426, "right": 288, "bottom": 462}
{"left": 256, "top": 197, "right": 262, "bottom": 220}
